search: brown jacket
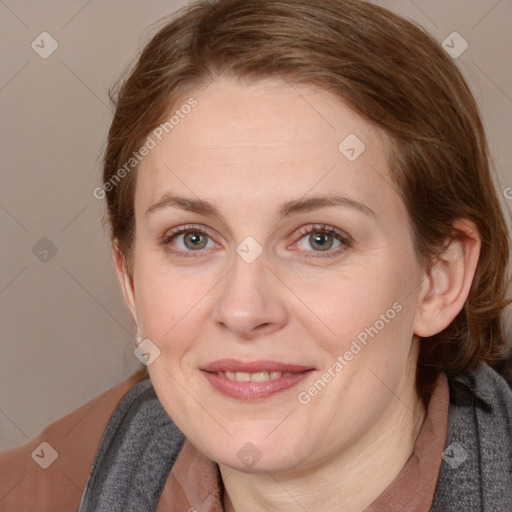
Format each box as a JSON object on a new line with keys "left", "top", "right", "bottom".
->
{"left": 0, "top": 369, "right": 154, "bottom": 511}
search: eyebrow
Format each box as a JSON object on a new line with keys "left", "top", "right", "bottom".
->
{"left": 145, "top": 194, "right": 375, "bottom": 221}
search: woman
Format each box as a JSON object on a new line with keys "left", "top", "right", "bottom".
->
{"left": 1, "top": 0, "right": 511, "bottom": 510}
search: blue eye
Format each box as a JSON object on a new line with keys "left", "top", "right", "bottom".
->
{"left": 163, "top": 226, "right": 217, "bottom": 257}
{"left": 161, "top": 223, "right": 351, "bottom": 259}
{"left": 174, "top": 231, "right": 213, "bottom": 250}
{"left": 295, "top": 224, "right": 351, "bottom": 257}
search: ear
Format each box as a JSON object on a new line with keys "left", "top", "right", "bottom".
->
{"left": 413, "top": 219, "right": 481, "bottom": 337}
{"left": 113, "top": 244, "right": 138, "bottom": 325}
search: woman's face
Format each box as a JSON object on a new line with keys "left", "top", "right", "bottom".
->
{"left": 124, "top": 77, "right": 428, "bottom": 473}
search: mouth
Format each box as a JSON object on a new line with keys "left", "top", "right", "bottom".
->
{"left": 200, "top": 359, "right": 315, "bottom": 400}
{"left": 215, "top": 370, "right": 297, "bottom": 381}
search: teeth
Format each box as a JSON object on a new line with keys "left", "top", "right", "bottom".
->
{"left": 250, "top": 371, "right": 269, "bottom": 382}
{"left": 220, "top": 371, "right": 293, "bottom": 382}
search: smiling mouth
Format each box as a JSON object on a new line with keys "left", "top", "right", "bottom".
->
{"left": 216, "top": 370, "right": 296, "bottom": 382}
{"left": 200, "top": 359, "right": 315, "bottom": 400}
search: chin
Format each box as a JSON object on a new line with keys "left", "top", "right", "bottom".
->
{"left": 202, "top": 431, "right": 313, "bottom": 475}
{"left": 218, "top": 452, "right": 303, "bottom": 474}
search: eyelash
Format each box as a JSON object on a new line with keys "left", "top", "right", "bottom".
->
{"left": 161, "top": 223, "right": 352, "bottom": 259}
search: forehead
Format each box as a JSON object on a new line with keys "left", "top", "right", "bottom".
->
{"left": 154, "top": 77, "right": 386, "bottom": 151}
{"left": 135, "top": 77, "right": 400, "bottom": 221}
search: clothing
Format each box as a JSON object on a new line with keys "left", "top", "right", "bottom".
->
{"left": 1, "top": 364, "right": 510, "bottom": 511}
{"left": 431, "top": 364, "right": 512, "bottom": 511}
{"left": 0, "top": 370, "right": 144, "bottom": 511}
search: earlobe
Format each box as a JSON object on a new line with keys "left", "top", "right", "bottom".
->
{"left": 113, "top": 246, "right": 138, "bottom": 325}
{"left": 413, "top": 219, "right": 481, "bottom": 338}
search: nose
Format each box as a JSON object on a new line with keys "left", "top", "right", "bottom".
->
{"left": 212, "top": 253, "right": 289, "bottom": 340}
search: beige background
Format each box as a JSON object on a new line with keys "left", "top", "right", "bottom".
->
{"left": 1, "top": 0, "right": 511, "bottom": 451}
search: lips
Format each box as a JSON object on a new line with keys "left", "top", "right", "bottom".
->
{"left": 200, "top": 359, "right": 315, "bottom": 400}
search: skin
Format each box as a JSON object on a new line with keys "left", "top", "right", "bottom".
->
{"left": 115, "top": 76, "right": 481, "bottom": 512}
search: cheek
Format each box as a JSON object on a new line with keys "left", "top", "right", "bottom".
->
{"left": 132, "top": 262, "right": 217, "bottom": 353}
{"left": 290, "top": 264, "right": 412, "bottom": 353}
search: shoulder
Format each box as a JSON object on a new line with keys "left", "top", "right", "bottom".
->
{"left": 432, "top": 363, "right": 512, "bottom": 511}
{"left": 0, "top": 369, "right": 147, "bottom": 512}
{"left": 78, "top": 372, "right": 186, "bottom": 511}
{"left": 449, "top": 362, "right": 512, "bottom": 421}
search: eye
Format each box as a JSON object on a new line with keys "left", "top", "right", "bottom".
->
{"left": 294, "top": 224, "right": 351, "bottom": 257}
{"left": 161, "top": 223, "right": 351, "bottom": 259}
{"left": 162, "top": 225, "right": 218, "bottom": 256}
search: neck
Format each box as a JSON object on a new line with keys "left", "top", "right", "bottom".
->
{"left": 220, "top": 366, "right": 426, "bottom": 512}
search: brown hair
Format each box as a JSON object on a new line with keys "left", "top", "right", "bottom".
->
{"left": 103, "top": 0, "right": 510, "bottom": 390}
